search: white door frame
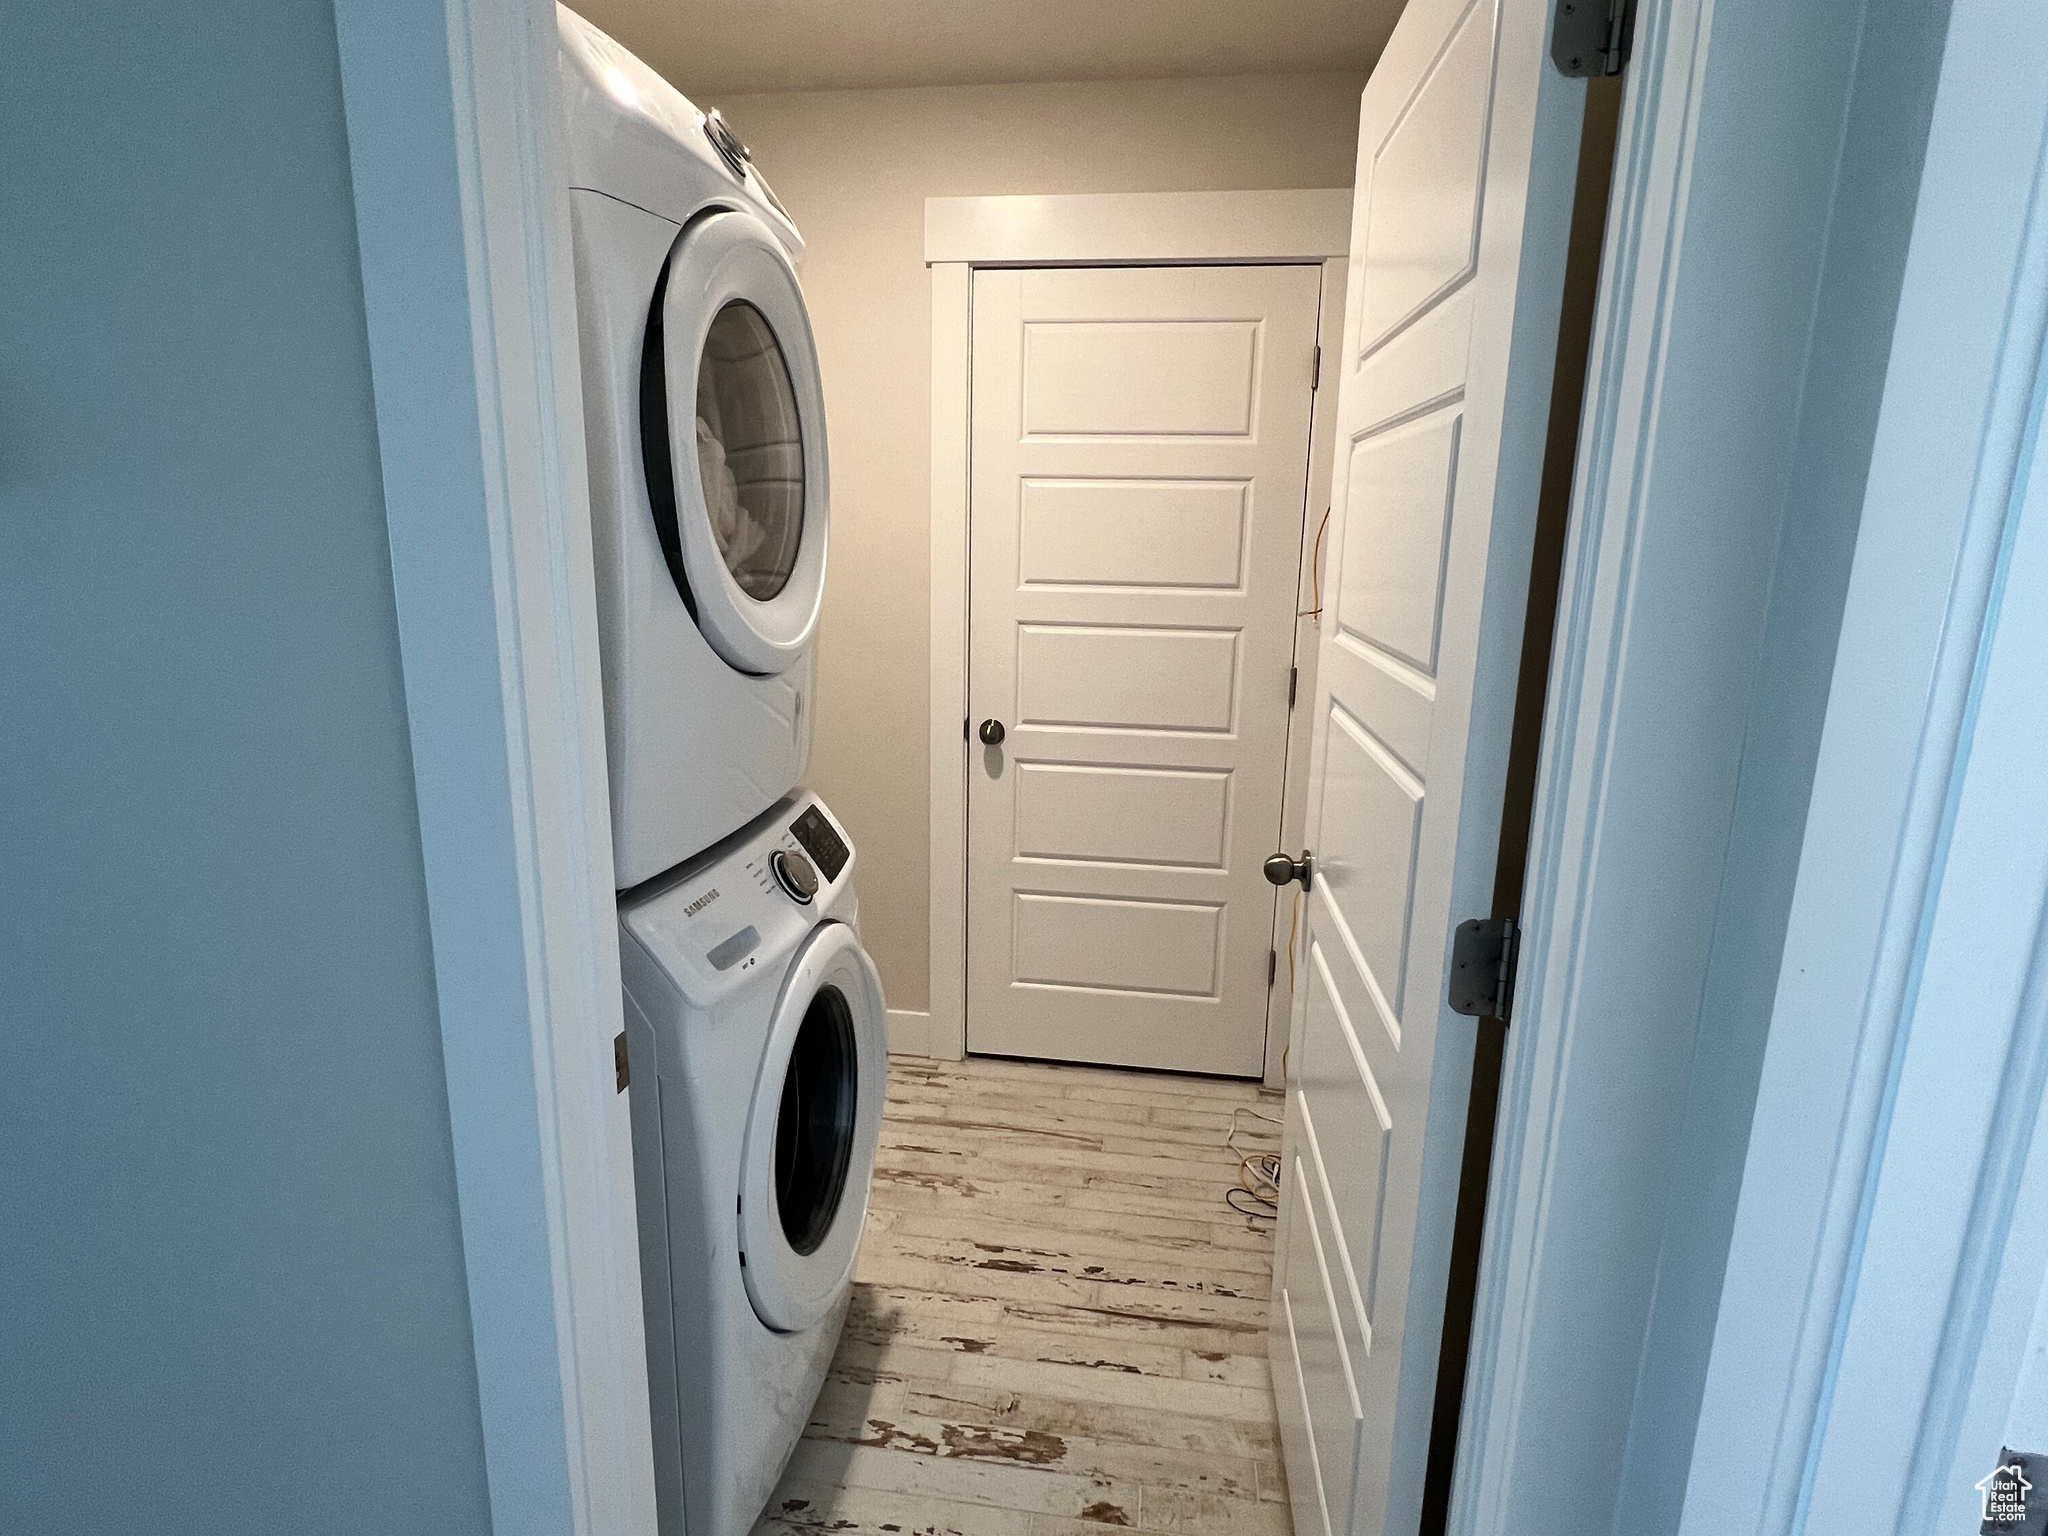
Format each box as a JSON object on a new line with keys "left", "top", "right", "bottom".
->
{"left": 1449, "top": 0, "right": 1994, "bottom": 1531}
{"left": 321, "top": 0, "right": 2009, "bottom": 1528}
{"left": 332, "top": 3, "right": 655, "bottom": 1534}
{"left": 1676, "top": 0, "right": 2048, "bottom": 1526}
{"left": 921, "top": 189, "right": 1353, "bottom": 1083}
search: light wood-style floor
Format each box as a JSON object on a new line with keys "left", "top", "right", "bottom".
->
{"left": 754, "top": 1053, "right": 1291, "bottom": 1536}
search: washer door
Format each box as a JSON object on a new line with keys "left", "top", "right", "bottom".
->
{"left": 642, "top": 208, "right": 828, "bottom": 677}
{"left": 738, "top": 921, "right": 886, "bottom": 1333}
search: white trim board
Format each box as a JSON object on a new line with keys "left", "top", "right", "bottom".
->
{"left": 332, "top": 3, "right": 656, "bottom": 1533}
{"left": 924, "top": 190, "right": 1349, "bottom": 1077}
{"left": 1679, "top": 0, "right": 2048, "bottom": 1525}
{"left": 1266, "top": 255, "right": 1349, "bottom": 1089}
{"left": 1449, "top": 0, "right": 1972, "bottom": 1530}
{"left": 925, "top": 188, "right": 1352, "bottom": 266}
{"left": 926, "top": 260, "right": 971, "bottom": 1068}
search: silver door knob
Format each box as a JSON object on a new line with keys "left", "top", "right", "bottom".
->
{"left": 978, "top": 719, "right": 1006, "bottom": 746}
{"left": 1264, "top": 851, "right": 1313, "bottom": 890}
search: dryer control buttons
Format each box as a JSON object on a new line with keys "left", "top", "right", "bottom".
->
{"left": 702, "top": 108, "right": 750, "bottom": 180}
{"left": 788, "top": 804, "right": 850, "bottom": 881}
{"left": 771, "top": 848, "right": 819, "bottom": 904}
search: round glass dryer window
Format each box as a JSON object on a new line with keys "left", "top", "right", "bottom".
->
{"left": 694, "top": 301, "right": 804, "bottom": 602}
{"left": 773, "top": 984, "right": 858, "bottom": 1256}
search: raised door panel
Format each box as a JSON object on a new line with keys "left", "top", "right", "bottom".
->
{"left": 1338, "top": 409, "right": 1463, "bottom": 675}
{"left": 1316, "top": 705, "right": 1426, "bottom": 1033}
{"left": 1346, "top": 285, "right": 1476, "bottom": 448}
{"left": 1281, "top": 1158, "right": 1367, "bottom": 1531}
{"left": 1015, "top": 624, "right": 1241, "bottom": 733}
{"left": 1274, "top": 1287, "right": 1337, "bottom": 1536}
{"left": 1022, "top": 319, "right": 1261, "bottom": 437}
{"left": 1302, "top": 938, "right": 1397, "bottom": 1339}
{"left": 1010, "top": 892, "right": 1224, "bottom": 998}
{"left": 1018, "top": 478, "right": 1250, "bottom": 591}
{"left": 1013, "top": 762, "right": 1232, "bottom": 870}
{"left": 1352, "top": 0, "right": 1493, "bottom": 360}
{"left": 1325, "top": 636, "right": 1435, "bottom": 780}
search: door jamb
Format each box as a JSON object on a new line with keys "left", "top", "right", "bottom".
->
{"left": 332, "top": 3, "right": 656, "bottom": 1533}
{"left": 921, "top": 189, "right": 1352, "bottom": 1076}
{"left": 1451, "top": 0, "right": 1982, "bottom": 1528}
{"left": 1673, "top": 1, "right": 2048, "bottom": 1523}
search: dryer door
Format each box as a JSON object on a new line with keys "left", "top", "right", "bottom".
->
{"left": 738, "top": 920, "right": 886, "bottom": 1333}
{"left": 644, "top": 208, "right": 828, "bottom": 677}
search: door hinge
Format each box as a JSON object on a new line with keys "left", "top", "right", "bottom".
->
{"left": 1288, "top": 666, "right": 1299, "bottom": 708}
{"left": 614, "top": 1031, "right": 630, "bottom": 1092}
{"left": 1552, "top": 0, "right": 1636, "bottom": 76}
{"left": 1311, "top": 345, "right": 1322, "bottom": 390}
{"left": 963, "top": 716, "right": 970, "bottom": 741}
{"left": 1269, "top": 949, "right": 1278, "bottom": 988}
{"left": 1447, "top": 916, "right": 1520, "bottom": 1023}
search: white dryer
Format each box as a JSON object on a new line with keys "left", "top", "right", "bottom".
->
{"left": 559, "top": 8, "right": 830, "bottom": 885}
{"left": 618, "top": 791, "right": 886, "bottom": 1536}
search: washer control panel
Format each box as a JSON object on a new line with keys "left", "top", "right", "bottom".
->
{"left": 618, "top": 790, "right": 858, "bottom": 1005}
{"left": 770, "top": 848, "right": 818, "bottom": 904}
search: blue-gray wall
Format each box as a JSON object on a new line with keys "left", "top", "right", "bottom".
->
{"left": 0, "top": 7, "right": 493, "bottom": 1532}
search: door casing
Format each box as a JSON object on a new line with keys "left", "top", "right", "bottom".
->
{"left": 329, "top": 1, "right": 1999, "bottom": 1529}
{"left": 921, "top": 189, "right": 1354, "bottom": 1083}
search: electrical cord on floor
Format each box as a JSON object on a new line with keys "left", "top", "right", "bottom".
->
{"left": 1225, "top": 1104, "right": 1284, "bottom": 1221}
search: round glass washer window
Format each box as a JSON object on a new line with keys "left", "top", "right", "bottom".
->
{"left": 694, "top": 301, "right": 804, "bottom": 601}
{"left": 773, "top": 984, "right": 858, "bottom": 1257}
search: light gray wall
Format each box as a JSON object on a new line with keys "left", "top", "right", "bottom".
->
{"left": 702, "top": 74, "right": 1367, "bottom": 1010}
{"left": 0, "top": 7, "right": 491, "bottom": 1533}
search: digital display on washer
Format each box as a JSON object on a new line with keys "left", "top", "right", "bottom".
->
{"left": 788, "top": 806, "right": 849, "bottom": 883}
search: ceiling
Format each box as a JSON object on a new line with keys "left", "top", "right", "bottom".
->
{"left": 570, "top": 0, "right": 1399, "bottom": 98}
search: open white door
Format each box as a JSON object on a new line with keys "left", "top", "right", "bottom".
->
{"left": 1268, "top": 0, "right": 1585, "bottom": 1532}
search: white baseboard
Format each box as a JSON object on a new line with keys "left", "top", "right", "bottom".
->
{"left": 886, "top": 1008, "right": 933, "bottom": 1058}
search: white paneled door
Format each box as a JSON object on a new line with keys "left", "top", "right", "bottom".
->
{"left": 1269, "top": 1, "right": 1583, "bottom": 1535}
{"left": 966, "top": 264, "right": 1323, "bottom": 1077}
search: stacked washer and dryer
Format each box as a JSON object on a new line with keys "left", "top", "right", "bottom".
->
{"left": 557, "top": 12, "right": 887, "bottom": 1535}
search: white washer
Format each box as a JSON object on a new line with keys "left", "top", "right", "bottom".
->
{"left": 559, "top": 8, "right": 829, "bottom": 885}
{"left": 618, "top": 791, "right": 886, "bottom": 1536}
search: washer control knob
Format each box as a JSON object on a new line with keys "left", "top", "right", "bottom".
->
{"left": 771, "top": 848, "right": 818, "bottom": 904}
